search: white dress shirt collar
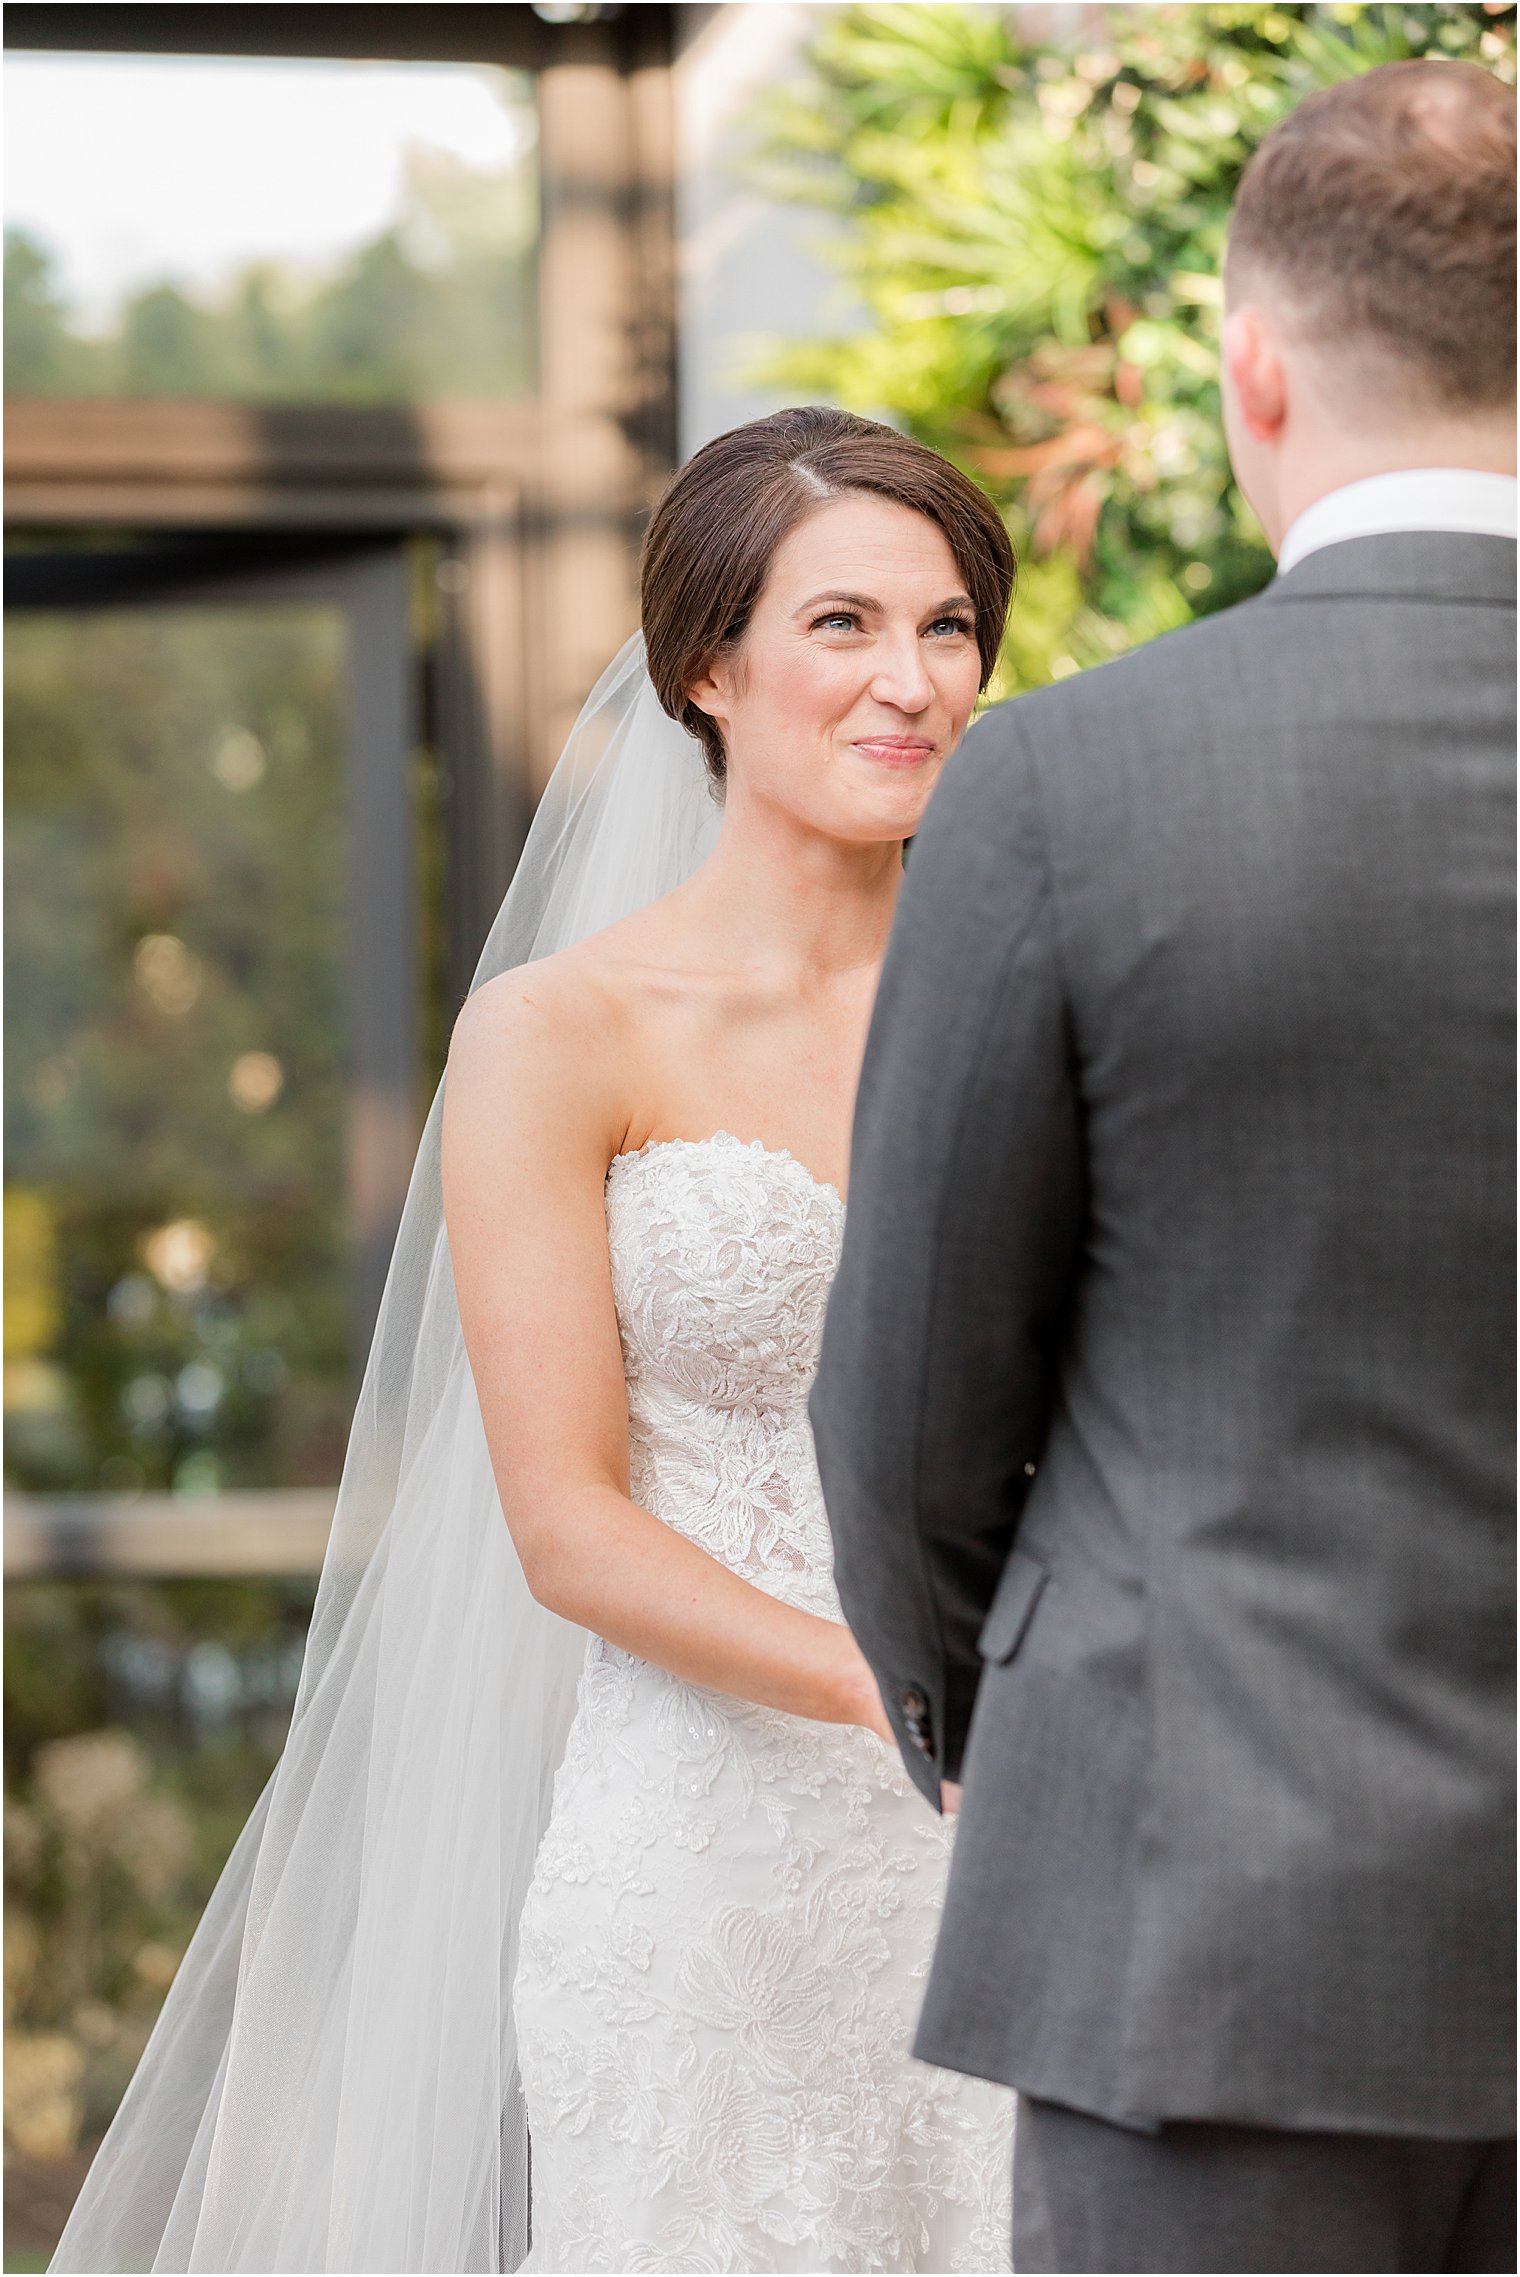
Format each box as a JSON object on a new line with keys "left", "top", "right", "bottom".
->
{"left": 1276, "top": 468, "right": 1518, "bottom": 576}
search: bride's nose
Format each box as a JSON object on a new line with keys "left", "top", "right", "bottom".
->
{"left": 867, "top": 629, "right": 934, "bottom": 714}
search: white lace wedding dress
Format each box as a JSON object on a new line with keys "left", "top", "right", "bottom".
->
{"left": 511, "top": 1131, "right": 1015, "bottom": 2274}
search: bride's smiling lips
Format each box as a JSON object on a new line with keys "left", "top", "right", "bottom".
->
{"left": 852, "top": 733, "right": 937, "bottom": 767}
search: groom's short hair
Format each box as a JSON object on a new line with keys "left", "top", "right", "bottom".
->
{"left": 1226, "top": 58, "right": 1515, "bottom": 412}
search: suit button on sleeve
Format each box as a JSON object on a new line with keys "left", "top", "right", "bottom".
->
{"left": 898, "top": 1685, "right": 934, "bottom": 1756}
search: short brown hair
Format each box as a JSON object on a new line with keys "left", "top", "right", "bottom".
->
{"left": 1226, "top": 59, "right": 1516, "bottom": 413}
{"left": 640, "top": 406, "right": 1016, "bottom": 784}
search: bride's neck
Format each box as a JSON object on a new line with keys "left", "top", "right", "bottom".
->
{"left": 682, "top": 794, "right": 905, "bottom": 984}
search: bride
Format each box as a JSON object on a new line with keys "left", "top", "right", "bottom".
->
{"left": 48, "top": 407, "right": 1018, "bottom": 2276}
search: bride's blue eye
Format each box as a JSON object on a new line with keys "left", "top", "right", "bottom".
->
{"left": 928, "top": 615, "right": 974, "bottom": 638}
{"left": 813, "top": 611, "right": 860, "bottom": 633}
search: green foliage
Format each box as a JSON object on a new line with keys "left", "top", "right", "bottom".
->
{"left": 4, "top": 1578, "right": 313, "bottom": 2158}
{"left": 3, "top": 143, "right": 538, "bottom": 403}
{"left": 752, "top": 3, "right": 1516, "bottom": 693}
{"left": 4, "top": 233, "right": 95, "bottom": 396}
{"left": 6, "top": 608, "right": 354, "bottom": 1494}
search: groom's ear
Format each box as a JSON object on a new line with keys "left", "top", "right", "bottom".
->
{"left": 1222, "top": 305, "right": 1288, "bottom": 446}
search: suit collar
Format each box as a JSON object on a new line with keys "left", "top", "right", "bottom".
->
{"left": 1264, "top": 528, "right": 1517, "bottom": 608}
{"left": 1277, "top": 469, "right": 1517, "bottom": 573}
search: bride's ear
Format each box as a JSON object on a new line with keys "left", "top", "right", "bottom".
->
{"left": 685, "top": 657, "right": 729, "bottom": 726}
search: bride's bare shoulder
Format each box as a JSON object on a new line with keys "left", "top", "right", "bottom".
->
{"left": 442, "top": 916, "right": 661, "bottom": 1169}
{"left": 449, "top": 910, "right": 664, "bottom": 1059}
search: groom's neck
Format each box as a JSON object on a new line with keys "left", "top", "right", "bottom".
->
{"left": 1261, "top": 404, "right": 1516, "bottom": 555}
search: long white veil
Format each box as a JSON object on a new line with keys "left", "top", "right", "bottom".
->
{"left": 49, "top": 633, "right": 722, "bottom": 2275}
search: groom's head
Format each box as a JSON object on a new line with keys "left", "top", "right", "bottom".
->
{"left": 1221, "top": 59, "right": 1516, "bottom": 550}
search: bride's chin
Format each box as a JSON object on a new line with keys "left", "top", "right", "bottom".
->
{"left": 824, "top": 807, "right": 934, "bottom": 850}
{"left": 839, "top": 780, "right": 942, "bottom": 838}
{"left": 795, "top": 768, "right": 942, "bottom": 844}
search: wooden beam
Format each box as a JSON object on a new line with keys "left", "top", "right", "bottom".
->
{"left": 0, "top": 5, "right": 661, "bottom": 70}
{"left": 5, "top": 1491, "right": 336, "bottom": 1577}
{"left": 3, "top": 399, "right": 540, "bottom": 531}
{"left": 534, "top": 20, "right": 679, "bottom": 788}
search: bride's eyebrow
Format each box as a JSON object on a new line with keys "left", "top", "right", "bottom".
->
{"left": 793, "top": 590, "right": 977, "bottom": 616}
{"left": 795, "top": 590, "right": 879, "bottom": 615}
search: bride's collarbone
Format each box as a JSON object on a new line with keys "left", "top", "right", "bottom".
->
{"left": 614, "top": 1039, "right": 858, "bottom": 1200}
{"left": 567, "top": 949, "right": 863, "bottom": 1200}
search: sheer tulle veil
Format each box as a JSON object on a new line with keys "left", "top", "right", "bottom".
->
{"left": 49, "top": 633, "right": 722, "bottom": 2275}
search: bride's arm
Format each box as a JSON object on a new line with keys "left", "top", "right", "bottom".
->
{"left": 441, "top": 960, "right": 895, "bottom": 1743}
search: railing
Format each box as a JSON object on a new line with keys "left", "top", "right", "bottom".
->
{"left": 4, "top": 1489, "right": 336, "bottom": 1576}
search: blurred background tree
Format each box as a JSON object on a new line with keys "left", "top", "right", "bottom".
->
{"left": 752, "top": 2, "right": 1517, "bottom": 695}
{"left": 6, "top": 609, "right": 354, "bottom": 1502}
{"left": 4, "top": 1576, "right": 316, "bottom": 2245}
{"left": 4, "top": 144, "right": 537, "bottom": 403}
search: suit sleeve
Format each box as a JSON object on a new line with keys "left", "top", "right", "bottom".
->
{"left": 809, "top": 704, "right": 1085, "bottom": 1808}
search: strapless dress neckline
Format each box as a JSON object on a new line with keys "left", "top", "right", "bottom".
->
{"left": 606, "top": 1127, "right": 847, "bottom": 1214}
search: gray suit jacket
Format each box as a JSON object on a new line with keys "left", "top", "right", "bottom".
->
{"left": 809, "top": 532, "right": 1516, "bottom": 2138}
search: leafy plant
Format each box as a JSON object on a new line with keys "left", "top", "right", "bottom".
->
{"left": 751, "top": 3, "right": 1516, "bottom": 693}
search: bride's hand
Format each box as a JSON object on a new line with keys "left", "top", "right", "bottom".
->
{"left": 835, "top": 1635, "right": 898, "bottom": 1747}
{"left": 836, "top": 1641, "right": 963, "bottom": 1814}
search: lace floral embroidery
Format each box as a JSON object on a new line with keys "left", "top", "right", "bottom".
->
{"left": 512, "top": 1134, "right": 1014, "bottom": 2274}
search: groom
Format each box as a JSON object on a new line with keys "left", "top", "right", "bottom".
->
{"left": 811, "top": 58, "right": 1515, "bottom": 2276}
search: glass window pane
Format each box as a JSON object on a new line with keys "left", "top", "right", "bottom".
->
{"left": 4, "top": 54, "right": 538, "bottom": 400}
{"left": 5, "top": 602, "right": 356, "bottom": 1495}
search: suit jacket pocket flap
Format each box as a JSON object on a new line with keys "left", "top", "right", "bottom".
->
{"left": 976, "top": 1548, "right": 1049, "bottom": 1664}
